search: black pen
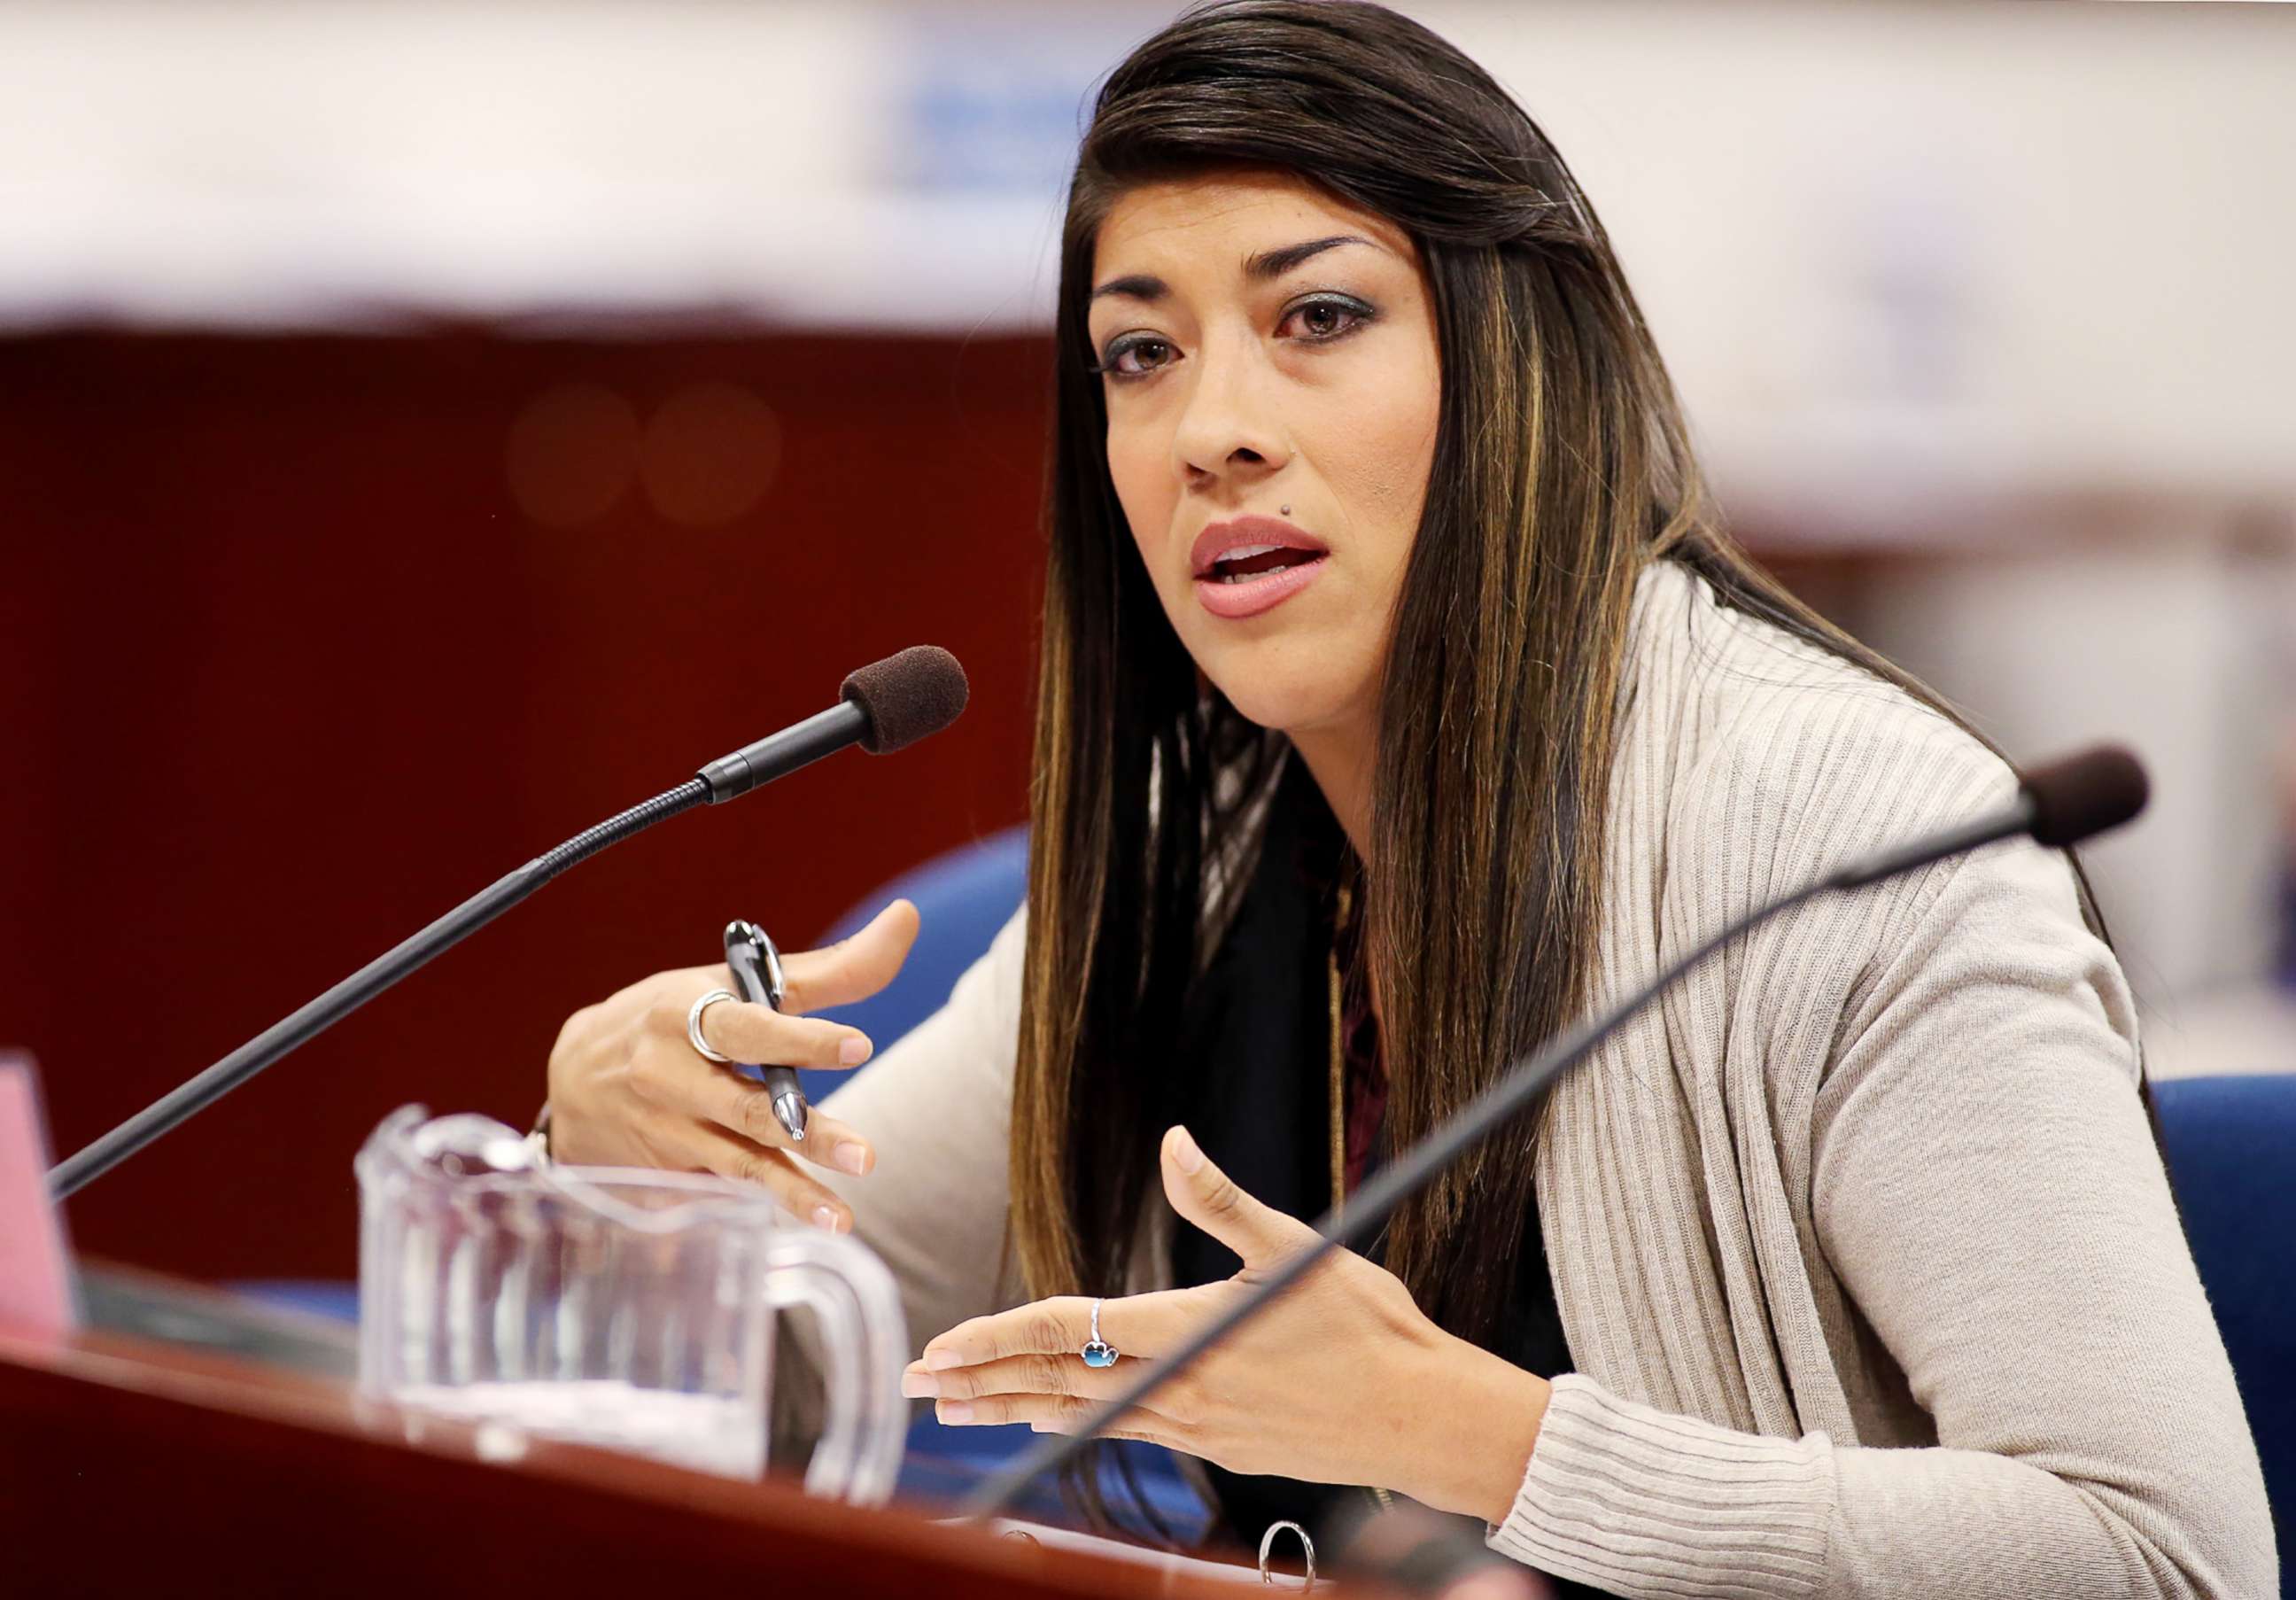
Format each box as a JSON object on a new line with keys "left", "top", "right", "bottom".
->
{"left": 723, "top": 920, "right": 809, "bottom": 1143}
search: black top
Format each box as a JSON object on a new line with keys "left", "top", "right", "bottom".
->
{"left": 1167, "top": 761, "right": 1599, "bottom": 1592}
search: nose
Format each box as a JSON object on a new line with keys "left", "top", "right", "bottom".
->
{"left": 1171, "top": 331, "right": 1289, "bottom": 493}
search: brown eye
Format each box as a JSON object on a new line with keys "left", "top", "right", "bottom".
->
{"left": 1277, "top": 295, "right": 1374, "bottom": 344}
{"left": 1102, "top": 336, "right": 1175, "bottom": 379}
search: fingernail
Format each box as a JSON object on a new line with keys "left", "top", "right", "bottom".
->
{"left": 811, "top": 1205, "right": 842, "bottom": 1232}
{"left": 1169, "top": 1125, "right": 1205, "bottom": 1175}
{"left": 924, "top": 1348, "right": 965, "bottom": 1371}
{"left": 936, "top": 1400, "right": 973, "bottom": 1425}
{"left": 900, "top": 1371, "right": 939, "bottom": 1399}
{"left": 838, "top": 1036, "right": 872, "bottom": 1067}
{"left": 834, "top": 1142, "right": 870, "bottom": 1176}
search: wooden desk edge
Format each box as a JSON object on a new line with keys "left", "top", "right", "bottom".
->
{"left": 0, "top": 1318, "right": 1348, "bottom": 1597}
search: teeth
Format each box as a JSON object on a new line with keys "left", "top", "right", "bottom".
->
{"left": 1200, "top": 541, "right": 1323, "bottom": 582}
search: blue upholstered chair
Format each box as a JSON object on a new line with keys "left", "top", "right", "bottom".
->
{"left": 807, "top": 827, "right": 1202, "bottom": 1536}
{"left": 795, "top": 824, "right": 1029, "bottom": 1105}
{"left": 2150, "top": 1073, "right": 2295, "bottom": 1590}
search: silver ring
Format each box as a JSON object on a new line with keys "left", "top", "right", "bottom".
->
{"left": 686, "top": 988, "right": 738, "bottom": 1063}
{"left": 1258, "top": 1519, "right": 1315, "bottom": 1588}
{"left": 1080, "top": 1297, "right": 1118, "bottom": 1368}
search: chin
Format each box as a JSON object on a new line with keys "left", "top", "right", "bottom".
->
{"left": 1201, "top": 648, "right": 1369, "bottom": 737}
{"left": 1175, "top": 606, "right": 1368, "bottom": 729}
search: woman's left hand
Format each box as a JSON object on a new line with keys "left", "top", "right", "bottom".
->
{"left": 908, "top": 1126, "right": 1551, "bottom": 1524}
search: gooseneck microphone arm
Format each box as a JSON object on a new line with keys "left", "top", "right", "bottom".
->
{"left": 48, "top": 778, "right": 710, "bottom": 1199}
{"left": 958, "top": 745, "right": 2147, "bottom": 1519}
{"left": 48, "top": 645, "right": 970, "bottom": 1200}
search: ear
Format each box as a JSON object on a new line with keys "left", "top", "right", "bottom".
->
{"left": 1160, "top": 1125, "right": 1316, "bottom": 1271}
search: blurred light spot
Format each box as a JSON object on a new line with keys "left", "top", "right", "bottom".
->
{"left": 505, "top": 383, "right": 640, "bottom": 528}
{"left": 639, "top": 383, "right": 781, "bottom": 528}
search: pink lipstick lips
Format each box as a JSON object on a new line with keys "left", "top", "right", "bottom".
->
{"left": 1189, "top": 515, "right": 1330, "bottom": 620}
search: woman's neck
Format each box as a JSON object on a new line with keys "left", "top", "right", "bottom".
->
{"left": 1287, "top": 713, "right": 1377, "bottom": 861}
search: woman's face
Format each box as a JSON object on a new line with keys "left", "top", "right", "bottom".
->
{"left": 1089, "top": 169, "right": 1441, "bottom": 742}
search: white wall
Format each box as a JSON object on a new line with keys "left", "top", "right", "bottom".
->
{"left": 1854, "top": 520, "right": 2295, "bottom": 1003}
{"left": 5, "top": 1, "right": 2290, "bottom": 498}
{"left": 1431, "top": 2, "right": 2296, "bottom": 506}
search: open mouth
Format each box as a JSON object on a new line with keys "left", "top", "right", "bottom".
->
{"left": 1203, "top": 544, "right": 1326, "bottom": 584}
{"left": 1188, "top": 515, "right": 1330, "bottom": 619}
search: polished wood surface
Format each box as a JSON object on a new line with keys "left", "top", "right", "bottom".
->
{"left": 0, "top": 1309, "right": 1298, "bottom": 1598}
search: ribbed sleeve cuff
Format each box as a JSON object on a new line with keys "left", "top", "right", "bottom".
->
{"left": 1486, "top": 1375, "right": 1836, "bottom": 1600}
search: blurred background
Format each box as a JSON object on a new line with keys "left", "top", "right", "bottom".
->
{"left": 3, "top": 0, "right": 2291, "bottom": 1285}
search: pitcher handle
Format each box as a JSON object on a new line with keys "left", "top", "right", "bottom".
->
{"left": 764, "top": 1227, "right": 907, "bottom": 1505}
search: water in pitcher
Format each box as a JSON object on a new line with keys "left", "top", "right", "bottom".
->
{"left": 361, "top": 1107, "right": 910, "bottom": 1505}
{"left": 392, "top": 1379, "right": 766, "bottom": 1480}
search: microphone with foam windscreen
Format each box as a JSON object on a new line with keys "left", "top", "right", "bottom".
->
{"left": 47, "top": 646, "right": 970, "bottom": 1199}
{"left": 699, "top": 646, "right": 973, "bottom": 801}
{"left": 958, "top": 743, "right": 2149, "bottom": 1519}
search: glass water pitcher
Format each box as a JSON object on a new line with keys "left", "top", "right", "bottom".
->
{"left": 355, "top": 1105, "right": 907, "bottom": 1504}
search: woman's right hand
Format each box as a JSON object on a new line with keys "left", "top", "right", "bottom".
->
{"left": 544, "top": 900, "right": 921, "bottom": 1231}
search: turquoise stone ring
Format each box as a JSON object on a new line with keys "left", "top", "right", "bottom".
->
{"left": 1081, "top": 1298, "right": 1119, "bottom": 1367}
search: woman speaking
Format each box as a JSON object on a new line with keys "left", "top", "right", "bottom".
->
{"left": 541, "top": 4, "right": 2273, "bottom": 1594}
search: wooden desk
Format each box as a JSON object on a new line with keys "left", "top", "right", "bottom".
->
{"left": 0, "top": 1284, "right": 1316, "bottom": 1599}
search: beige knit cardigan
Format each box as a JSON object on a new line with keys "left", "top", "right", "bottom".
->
{"left": 810, "top": 560, "right": 2276, "bottom": 1597}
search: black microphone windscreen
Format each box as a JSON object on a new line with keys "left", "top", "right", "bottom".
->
{"left": 842, "top": 646, "right": 970, "bottom": 754}
{"left": 2021, "top": 745, "right": 2149, "bottom": 848}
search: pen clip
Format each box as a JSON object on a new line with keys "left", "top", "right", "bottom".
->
{"left": 723, "top": 920, "right": 788, "bottom": 1012}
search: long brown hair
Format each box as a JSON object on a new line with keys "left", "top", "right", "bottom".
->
{"left": 1013, "top": 0, "right": 2116, "bottom": 1410}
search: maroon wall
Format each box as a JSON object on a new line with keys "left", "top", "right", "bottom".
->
{"left": 0, "top": 331, "right": 1050, "bottom": 1282}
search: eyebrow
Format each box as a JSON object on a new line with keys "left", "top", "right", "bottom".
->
{"left": 1089, "top": 234, "right": 1377, "bottom": 304}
